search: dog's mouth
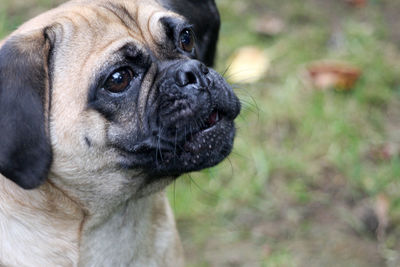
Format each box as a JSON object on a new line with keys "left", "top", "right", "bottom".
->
{"left": 160, "top": 107, "right": 233, "bottom": 160}
{"left": 117, "top": 106, "right": 236, "bottom": 177}
{"left": 205, "top": 109, "right": 221, "bottom": 128}
{"left": 190, "top": 109, "right": 222, "bottom": 136}
{"left": 183, "top": 109, "right": 224, "bottom": 151}
{"left": 151, "top": 108, "right": 235, "bottom": 176}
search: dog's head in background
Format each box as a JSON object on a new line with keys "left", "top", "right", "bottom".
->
{"left": 0, "top": 0, "right": 240, "bottom": 211}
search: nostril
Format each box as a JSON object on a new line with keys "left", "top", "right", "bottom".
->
{"left": 176, "top": 70, "right": 197, "bottom": 87}
{"left": 186, "top": 71, "right": 197, "bottom": 85}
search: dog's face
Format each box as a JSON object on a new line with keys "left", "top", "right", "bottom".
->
{"left": 0, "top": 0, "right": 240, "bottom": 209}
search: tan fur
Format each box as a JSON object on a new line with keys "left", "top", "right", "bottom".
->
{"left": 0, "top": 0, "right": 186, "bottom": 266}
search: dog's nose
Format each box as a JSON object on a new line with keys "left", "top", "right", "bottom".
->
{"left": 175, "top": 60, "right": 210, "bottom": 89}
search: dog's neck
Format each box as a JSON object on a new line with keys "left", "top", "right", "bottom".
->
{"left": 0, "top": 176, "right": 183, "bottom": 266}
{"left": 0, "top": 176, "right": 83, "bottom": 266}
{"left": 79, "top": 189, "right": 183, "bottom": 266}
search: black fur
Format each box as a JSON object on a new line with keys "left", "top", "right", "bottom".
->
{"left": 0, "top": 33, "right": 53, "bottom": 189}
{"left": 159, "top": 0, "right": 220, "bottom": 66}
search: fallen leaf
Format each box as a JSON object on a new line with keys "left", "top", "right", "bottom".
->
{"left": 254, "top": 15, "right": 285, "bottom": 36}
{"left": 345, "top": 0, "right": 367, "bottom": 8}
{"left": 366, "top": 143, "right": 398, "bottom": 162}
{"left": 227, "top": 46, "right": 270, "bottom": 84}
{"left": 307, "top": 60, "right": 362, "bottom": 91}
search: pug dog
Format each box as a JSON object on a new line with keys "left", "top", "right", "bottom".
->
{"left": 0, "top": 0, "right": 240, "bottom": 266}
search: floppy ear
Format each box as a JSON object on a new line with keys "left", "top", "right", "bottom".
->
{"left": 160, "top": 0, "right": 220, "bottom": 66}
{"left": 0, "top": 29, "right": 54, "bottom": 189}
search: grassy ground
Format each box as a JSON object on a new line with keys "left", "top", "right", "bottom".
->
{"left": 1, "top": 0, "right": 400, "bottom": 266}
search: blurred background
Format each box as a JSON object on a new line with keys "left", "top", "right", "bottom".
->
{"left": 2, "top": 0, "right": 400, "bottom": 266}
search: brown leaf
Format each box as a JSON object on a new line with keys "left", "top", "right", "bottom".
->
{"left": 307, "top": 61, "right": 362, "bottom": 91}
{"left": 345, "top": 0, "right": 367, "bottom": 8}
{"left": 254, "top": 15, "right": 285, "bottom": 36}
{"left": 367, "top": 143, "right": 398, "bottom": 162}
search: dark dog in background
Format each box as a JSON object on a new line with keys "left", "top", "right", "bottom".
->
{"left": 0, "top": 0, "right": 240, "bottom": 266}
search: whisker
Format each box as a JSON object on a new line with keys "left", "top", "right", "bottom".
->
{"left": 223, "top": 69, "right": 264, "bottom": 83}
{"left": 230, "top": 149, "right": 251, "bottom": 161}
{"left": 155, "top": 126, "right": 160, "bottom": 167}
{"left": 221, "top": 63, "right": 232, "bottom": 78}
{"left": 226, "top": 156, "right": 234, "bottom": 178}
{"left": 173, "top": 129, "right": 178, "bottom": 163}
{"left": 158, "top": 126, "right": 164, "bottom": 162}
{"left": 187, "top": 173, "right": 218, "bottom": 200}
{"left": 187, "top": 175, "right": 193, "bottom": 194}
{"left": 189, "top": 124, "right": 194, "bottom": 141}
{"left": 172, "top": 180, "right": 177, "bottom": 211}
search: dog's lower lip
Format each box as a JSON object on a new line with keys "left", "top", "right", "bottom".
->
{"left": 183, "top": 117, "right": 225, "bottom": 152}
{"left": 191, "top": 111, "right": 224, "bottom": 139}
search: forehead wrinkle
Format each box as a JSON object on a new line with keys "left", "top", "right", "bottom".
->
{"left": 56, "top": 5, "right": 143, "bottom": 50}
{"left": 70, "top": 5, "right": 146, "bottom": 72}
{"left": 98, "top": 3, "right": 142, "bottom": 37}
{"left": 145, "top": 10, "right": 161, "bottom": 46}
{"left": 65, "top": 10, "right": 94, "bottom": 29}
{"left": 136, "top": 4, "right": 172, "bottom": 46}
{"left": 86, "top": 4, "right": 146, "bottom": 47}
{"left": 139, "top": 8, "right": 185, "bottom": 59}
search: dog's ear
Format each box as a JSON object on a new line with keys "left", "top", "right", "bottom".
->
{"left": 0, "top": 28, "right": 55, "bottom": 189}
{"left": 160, "top": 0, "right": 220, "bottom": 66}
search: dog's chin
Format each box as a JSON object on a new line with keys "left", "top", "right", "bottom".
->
{"left": 118, "top": 117, "right": 236, "bottom": 179}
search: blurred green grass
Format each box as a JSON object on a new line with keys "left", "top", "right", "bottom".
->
{"left": 1, "top": 0, "right": 400, "bottom": 266}
{"left": 169, "top": 0, "right": 400, "bottom": 266}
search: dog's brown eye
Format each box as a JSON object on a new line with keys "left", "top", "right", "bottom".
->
{"left": 180, "top": 29, "right": 195, "bottom": 52}
{"left": 104, "top": 68, "right": 134, "bottom": 93}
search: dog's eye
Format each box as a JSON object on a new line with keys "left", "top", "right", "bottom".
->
{"left": 103, "top": 68, "right": 134, "bottom": 93}
{"left": 179, "top": 29, "right": 195, "bottom": 52}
